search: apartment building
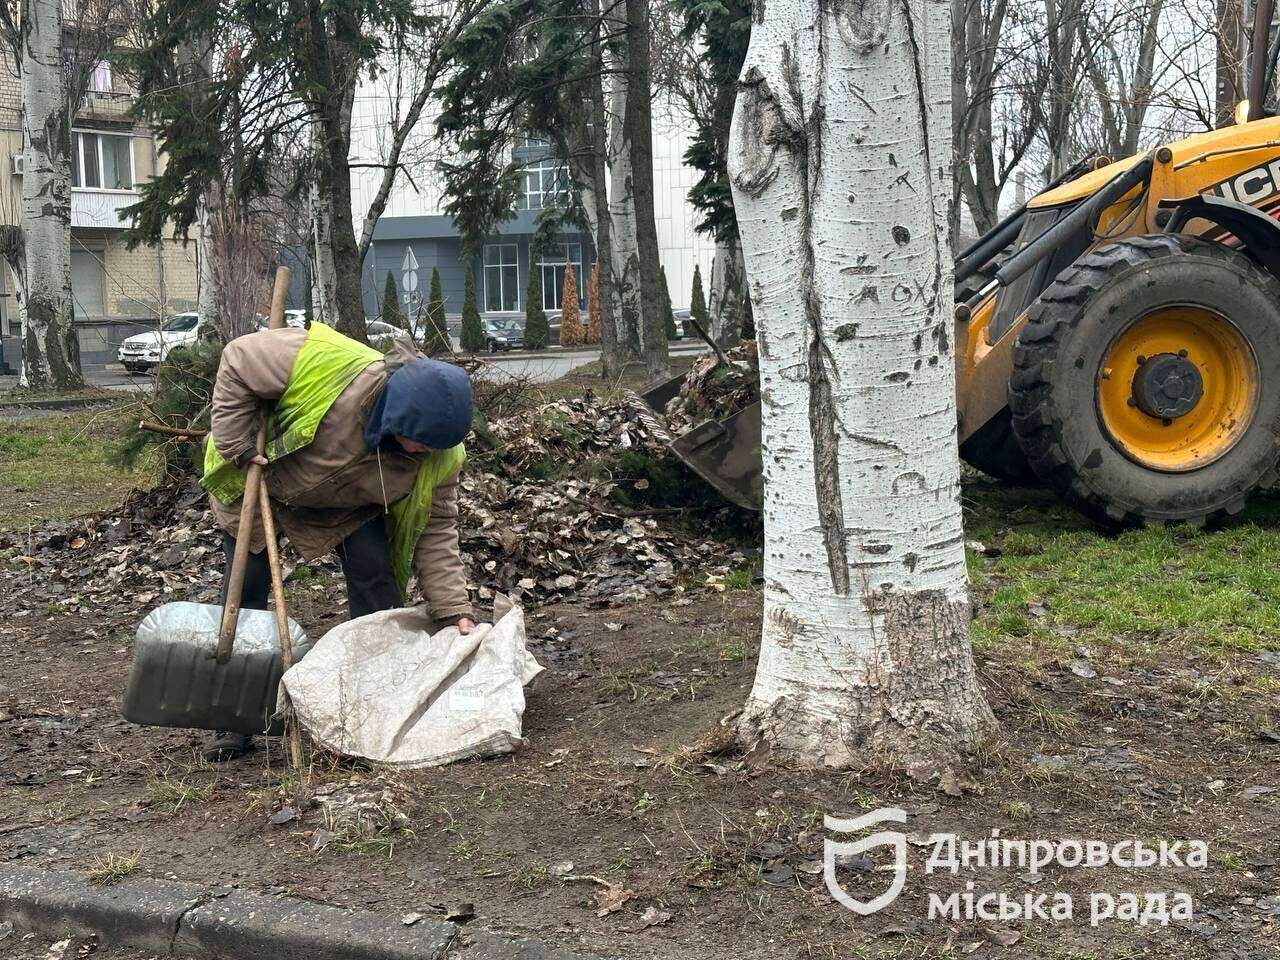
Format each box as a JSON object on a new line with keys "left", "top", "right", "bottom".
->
{"left": 349, "top": 90, "right": 716, "bottom": 326}
{"left": 0, "top": 53, "right": 199, "bottom": 373}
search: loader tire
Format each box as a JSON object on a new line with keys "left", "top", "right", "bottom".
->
{"left": 959, "top": 409, "right": 1037, "bottom": 484}
{"left": 1008, "top": 233, "right": 1280, "bottom": 527}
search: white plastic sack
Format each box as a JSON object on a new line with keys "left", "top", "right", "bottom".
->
{"left": 281, "top": 596, "right": 542, "bottom": 768}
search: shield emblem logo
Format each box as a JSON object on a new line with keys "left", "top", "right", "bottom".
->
{"left": 824, "top": 808, "right": 908, "bottom": 915}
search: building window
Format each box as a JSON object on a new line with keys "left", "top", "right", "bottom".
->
{"left": 72, "top": 132, "right": 133, "bottom": 190}
{"left": 484, "top": 243, "right": 519, "bottom": 312}
{"left": 518, "top": 158, "right": 569, "bottom": 211}
{"left": 70, "top": 249, "right": 105, "bottom": 317}
{"left": 537, "top": 243, "right": 583, "bottom": 311}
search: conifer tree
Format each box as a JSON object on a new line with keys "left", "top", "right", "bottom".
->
{"left": 460, "top": 267, "right": 485, "bottom": 352}
{"left": 525, "top": 270, "right": 549, "bottom": 349}
{"left": 423, "top": 266, "right": 451, "bottom": 353}
{"left": 559, "top": 264, "right": 583, "bottom": 346}
{"left": 586, "top": 263, "right": 602, "bottom": 345}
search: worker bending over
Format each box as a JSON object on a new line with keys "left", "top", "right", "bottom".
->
{"left": 201, "top": 322, "right": 473, "bottom": 760}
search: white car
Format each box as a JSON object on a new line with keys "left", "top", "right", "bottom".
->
{"left": 118, "top": 313, "right": 211, "bottom": 373}
{"left": 366, "top": 319, "right": 410, "bottom": 351}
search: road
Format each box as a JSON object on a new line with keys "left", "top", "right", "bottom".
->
{"left": 0, "top": 341, "right": 707, "bottom": 394}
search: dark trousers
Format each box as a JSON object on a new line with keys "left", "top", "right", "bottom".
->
{"left": 220, "top": 515, "right": 401, "bottom": 620}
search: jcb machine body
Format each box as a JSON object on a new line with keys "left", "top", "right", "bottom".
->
{"left": 648, "top": 0, "right": 1280, "bottom": 526}
{"left": 957, "top": 115, "right": 1280, "bottom": 525}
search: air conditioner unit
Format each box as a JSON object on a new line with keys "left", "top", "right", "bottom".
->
{"left": 10, "top": 153, "right": 22, "bottom": 176}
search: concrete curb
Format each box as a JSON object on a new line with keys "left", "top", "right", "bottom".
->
{"left": 0, "top": 396, "right": 120, "bottom": 412}
{"left": 0, "top": 866, "right": 587, "bottom": 960}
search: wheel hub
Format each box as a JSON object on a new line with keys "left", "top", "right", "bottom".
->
{"left": 1131, "top": 353, "right": 1203, "bottom": 420}
{"left": 1096, "top": 305, "right": 1258, "bottom": 472}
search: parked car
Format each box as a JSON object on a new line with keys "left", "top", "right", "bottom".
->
{"left": 483, "top": 317, "right": 524, "bottom": 352}
{"left": 118, "top": 312, "right": 212, "bottom": 373}
{"left": 366, "top": 319, "right": 410, "bottom": 351}
{"left": 257, "top": 309, "right": 309, "bottom": 331}
{"left": 670, "top": 309, "right": 690, "bottom": 340}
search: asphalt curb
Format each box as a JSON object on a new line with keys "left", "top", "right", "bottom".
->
{"left": 0, "top": 865, "right": 589, "bottom": 960}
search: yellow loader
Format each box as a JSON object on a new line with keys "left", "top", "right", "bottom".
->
{"left": 645, "top": 0, "right": 1280, "bottom": 527}
{"left": 949, "top": 0, "right": 1280, "bottom": 526}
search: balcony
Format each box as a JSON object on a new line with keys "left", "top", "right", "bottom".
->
{"left": 71, "top": 189, "right": 134, "bottom": 229}
{"left": 77, "top": 91, "right": 134, "bottom": 126}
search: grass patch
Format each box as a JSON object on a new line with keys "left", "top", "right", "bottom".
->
{"left": 326, "top": 801, "right": 417, "bottom": 859}
{"left": 965, "top": 480, "right": 1280, "bottom": 659}
{"left": 0, "top": 403, "right": 158, "bottom": 529}
{"left": 146, "top": 775, "right": 214, "bottom": 812}
{"left": 86, "top": 851, "right": 140, "bottom": 885}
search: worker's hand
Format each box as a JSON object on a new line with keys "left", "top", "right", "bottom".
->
{"left": 247, "top": 453, "right": 268, "bottom": 467}
{"left": 457, "top": 617, "right": 475, "bottom": 634}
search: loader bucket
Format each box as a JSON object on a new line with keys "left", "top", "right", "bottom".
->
{"left": 632, "top": 375, "right": 764, "bottom": 512}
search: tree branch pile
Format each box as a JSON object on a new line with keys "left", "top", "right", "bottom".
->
{"left": 664, "top": 340, "right": 759, "bottom": 433}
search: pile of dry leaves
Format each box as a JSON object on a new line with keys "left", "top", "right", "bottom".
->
{"left": 460, "top": 395, "right": 747, "bottom": 605}
{"left": 664, "top": 340, "right": 760, "bottom": 433}
{"left": 1, "top": 397, "right": 749, "bottom": 613}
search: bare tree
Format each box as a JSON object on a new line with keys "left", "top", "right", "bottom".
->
{"left": 953, "top": 0, "right": 1044, "bottom": 235}
{"left": 0, "top": 0, "right": 126, "bottom": 388}
{"left": 1080, "top": 0, "right": 1167, "bottom": 157}
{"left": 1214, "top": 0, "right": 1245, "bottom": 126}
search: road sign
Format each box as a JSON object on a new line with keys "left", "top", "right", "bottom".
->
{"left": 401, "top": 247, "right": 419, "bottom": 294}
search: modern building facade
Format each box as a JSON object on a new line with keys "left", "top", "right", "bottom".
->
{"left": 0, "top": 51, "right": 199, "bottom": 373}
{"left": 350, "top": 93, "right": 716, "bottom": 328}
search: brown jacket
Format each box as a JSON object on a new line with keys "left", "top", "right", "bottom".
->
{"left": 209, "top": 327, "right": 472, "bottom": 625}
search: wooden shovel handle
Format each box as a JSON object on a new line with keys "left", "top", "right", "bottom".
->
{"left": 258, "top": 475, "right": 303, "bottom": 768}
{"left": 215, "top": 425, "right": 266, "bottom": 663}
{"left": 214, "top": 265, "right": 292, "bottom": 663}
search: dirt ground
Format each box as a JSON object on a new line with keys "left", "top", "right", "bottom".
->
{"left": 1, "top": 555, "right": 1278, "bottom": 959}
{"left": 1, "top": 401, "right": 1279, "bottom": 959}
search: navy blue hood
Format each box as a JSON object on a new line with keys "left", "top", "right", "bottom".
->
{"left": 363, "top": 359, "right": 473, "bottom": 452}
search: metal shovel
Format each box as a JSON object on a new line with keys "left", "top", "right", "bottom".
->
{"left": 123, "top": 267, "right": 306, "bottom": 768}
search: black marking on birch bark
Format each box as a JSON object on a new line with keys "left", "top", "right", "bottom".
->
{"left": 776, "top": 11, "right": 848, "bottom": 598}
{"left": 825, "top": 0, "right": 890, "bottom": 50}
{"left": 833, "top": 322, "right": 858, "bottom": 341}
{"left": 884, "top": 371, "right": 909, "bottom": 382}
{"left": 892, "top": 225, "right": 910, "bottom": 245}
{"left": 864, "top": 542, "right": 891, "bottom": 554}
{"left": 897, "top": 0, "right": 944, "bottom": 316}
{"left": 849, "top": 432, "right": 903, "bottom": 453}
{"left": 933, "top": 321, "right": 950, "bottom": 354}
{"left": 856, "top": 285, "right": 879, "bottom": 303}
{"left": 891, "top": 470, "right": 926, "bottom": 493}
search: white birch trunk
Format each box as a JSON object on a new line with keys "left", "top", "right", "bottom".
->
{"left": 19, "top": 0, "right": 80, "bottom": 389}
{"left": 607, "top": 56, "right": 642, "bottom": 356}
{"left": 181, "top": 40, "right": 221, "bottom": 334}
{"left": 310, "top": 149, "right": 340, "bottom": 327}
{"left": 195, "top": 186, "right": 221, "bottom": 333}
{"left": 708, "top": 238, "right": 746, "bottom": 348}
{"left": 727, "top": 0, "right": 994, "bottom": 768}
